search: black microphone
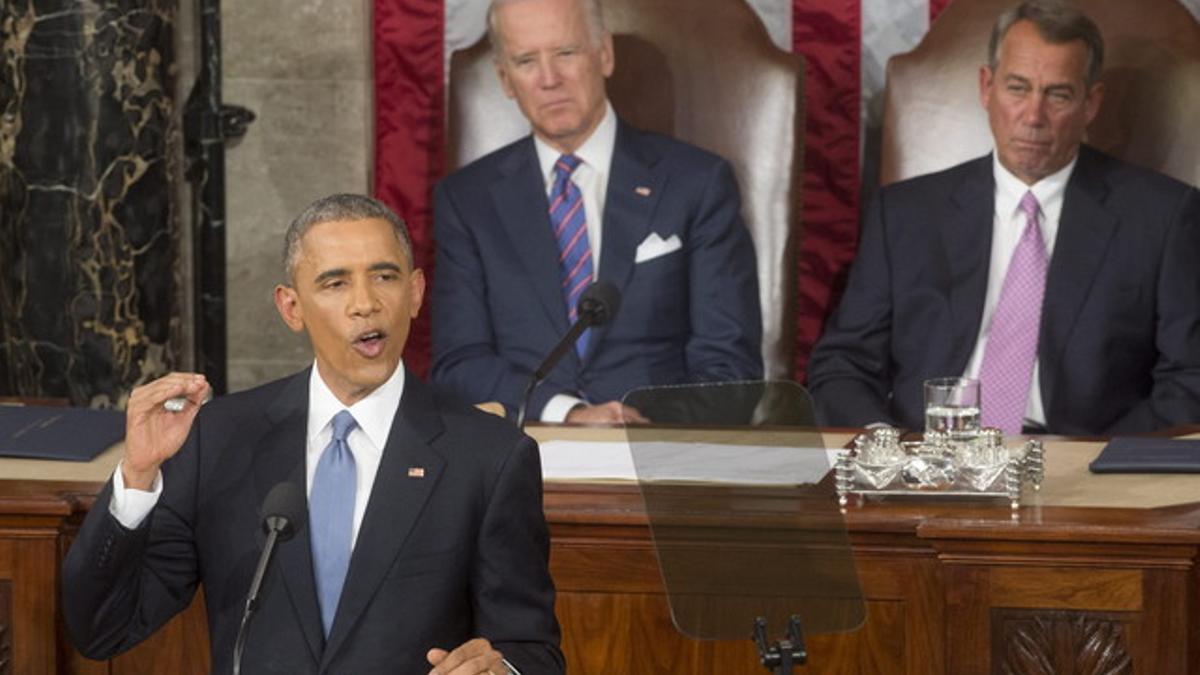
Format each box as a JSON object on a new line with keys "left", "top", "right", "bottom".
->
{"left": 516, "top": 281, "right": 621, "bottom": 428}
{"left": 232, "top": 482, "right": 306, "bottom": 675}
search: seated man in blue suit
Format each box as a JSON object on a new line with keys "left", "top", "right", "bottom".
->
{"left": 809, "top": 0, "right": 1200, "bottom": 435}
{"left": 63, "top": 194, "right": 563, "bottom": 674}
{"left": 432, "top": 0, "right": 763, "bottom": 424}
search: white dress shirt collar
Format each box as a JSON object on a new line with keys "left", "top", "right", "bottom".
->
{"left": 307, "top": 361, "right": 406, "bottom": 451}
{"left": 534, "top": 100, "right": 616, "bottom": 189}
{"left": 992, "top": 152, "right": 1076, "bottom": 253}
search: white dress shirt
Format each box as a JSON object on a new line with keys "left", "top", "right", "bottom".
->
{"left": 533, "top": 102, "right": 618, "bottom": 422}
{"left": 110, "top": 362, "right": 406, "bottom": 550}
{"left": 961, "top": 154, "right": 1076, "bottom": 428}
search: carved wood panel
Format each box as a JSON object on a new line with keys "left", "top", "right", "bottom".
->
{"left": 993, "top": 609, "right": 1133, "bottom": 675}
{"left": 0, "top": 580, "right": 11, "bottom": 675}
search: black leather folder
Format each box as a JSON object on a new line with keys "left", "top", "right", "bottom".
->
{"left": 1088, "top": 436, "right": 1200, "bottom": 474}
{"left": 0, "top": 405, "right": 124, "bottom": 462}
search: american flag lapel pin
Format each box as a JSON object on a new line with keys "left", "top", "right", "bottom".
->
{"left": 635, "top": 186, "right": 652, "bottom": 197}
{"left": 408, "top": 467, "right": 426, "bottom": 478}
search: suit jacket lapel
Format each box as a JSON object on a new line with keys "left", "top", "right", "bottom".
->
{"left": 1039, "top": 148, "right": 1118, "bottom": 410}
{"left": 944, "top": 156, "right": 995, "bottom": 373}
{"left": 251, "top": 369, "right": 325, "bottom": 664}
{"left": 320, "top": 373, "right": 447, "bottom": 668}
{"left": 491, "top": 138, "right": 572, "bottom": 336}
{"left": 594, "top": 121, "right": 663, "bottom": 359}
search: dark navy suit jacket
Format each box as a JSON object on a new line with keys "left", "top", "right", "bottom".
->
{"left": 63, "top": 370, "right": 564, "bottom": 674}
{"left": 431, "top": 120, "right": 763, "bottom": 419}
{"left": 809, "top": 146, "right": 1200, "bottom": 435}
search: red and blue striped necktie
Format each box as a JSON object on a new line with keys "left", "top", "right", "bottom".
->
{"left": 549, "top": 154, "right": 595, "bottom": 357}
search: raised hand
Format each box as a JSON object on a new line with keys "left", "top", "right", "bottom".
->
{"left": 122, "top": 373, "right": 210, "bottom": 490}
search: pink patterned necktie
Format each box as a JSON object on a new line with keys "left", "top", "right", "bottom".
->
{"left": 979, "top": 191, "right": 1048, "bottom": 434}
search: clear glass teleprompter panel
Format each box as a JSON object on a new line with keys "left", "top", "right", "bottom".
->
{"left": 622, "top": 381, "right": 865, "bottom": 641}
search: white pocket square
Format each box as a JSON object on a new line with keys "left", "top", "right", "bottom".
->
{"left": 634, "top": 233, "right": 682, "bottom": 263}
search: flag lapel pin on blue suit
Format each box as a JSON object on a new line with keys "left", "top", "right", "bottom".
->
{"left": 635, "top": 186, "right": 651, "bottom": 197}
{"left": 407, "top": 467, "right": 425, "bottom": 478}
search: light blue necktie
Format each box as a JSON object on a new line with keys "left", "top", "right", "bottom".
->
{"left": 549, "top": 154, "right": 595, "bottom": 357}
{"left": 310, "top": 410, "right": 357, "bottom": 636}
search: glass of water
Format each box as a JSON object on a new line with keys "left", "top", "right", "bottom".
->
{"left": 923, "top": 377, "right": 981, "bottom": 442}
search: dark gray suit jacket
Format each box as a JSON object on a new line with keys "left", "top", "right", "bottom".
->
{"left": 809, "top": 146, "right": 1200, "bottom": 435}
{"left": 431, "top": 119, "right": 763, "bottom": 419}
{"left": 63, "top": 370, "right": 564, "bottom": 674}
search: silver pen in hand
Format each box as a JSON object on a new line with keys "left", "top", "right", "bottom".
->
{"left": 163, "top": 390, "right": 213, "bottom": 412}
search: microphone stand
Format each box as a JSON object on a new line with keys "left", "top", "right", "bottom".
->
{"left": 232, "top": 515, "right": 289, "bottom": 675}
{"left": 516, "top": 318, "right": 590, "bottom": 428}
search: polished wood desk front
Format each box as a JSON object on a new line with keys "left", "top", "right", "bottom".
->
{"left": 2, "top": 432, "right": 1199, "bottom": 673}
{"left": 547, "top": 484, "right": 1200, "bottom": 674}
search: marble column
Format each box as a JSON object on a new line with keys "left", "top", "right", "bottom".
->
{"left": 0, "top": 0, "right": 181, "bottom": 407}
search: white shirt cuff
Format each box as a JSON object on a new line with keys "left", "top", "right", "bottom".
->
{"left": 108, "top": 461, "right": 163, "bottom": 530}
{"left": 541, "top": 394, "right": 586, "bottom": 423}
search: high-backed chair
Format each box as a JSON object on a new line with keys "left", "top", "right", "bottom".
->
{"left": 881, "top": 0, "right": 1200, "bottom": 186}
{"left": 446, "top": 0, "right": 805, "bottom": 379}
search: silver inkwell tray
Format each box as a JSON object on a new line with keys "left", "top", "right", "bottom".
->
{"left": 835, "top": 426, "right": 1044, "bottom": 510}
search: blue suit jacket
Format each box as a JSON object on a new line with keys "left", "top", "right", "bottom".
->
{"left": 63, "top": 371, "right": 564, "bottom": 674}
{"left": 432, "top": 120, "right": 763, "bottom": 419}
{"left": 809, "top": 146, "right": 1200, "bottom": 435}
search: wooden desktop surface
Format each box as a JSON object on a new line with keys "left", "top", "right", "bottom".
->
{"left": 3, "top": 427, "right": 1200, "bottom": 673}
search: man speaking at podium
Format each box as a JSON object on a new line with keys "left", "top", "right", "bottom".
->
{"left": 63, "top": 194, "right": 564, "bottom": 674}
{"left": 809, "top": 0, "right": 1200, "bottom": 435}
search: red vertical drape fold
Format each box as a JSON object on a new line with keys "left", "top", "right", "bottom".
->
{"left": 930, "top": 0, "right": 954, "bottom": 23}
{"left": 792, "top": 0, "right": 862, "bottom": 381}
{"left": 373, "top": 0, "right": 444, "bottom": 377}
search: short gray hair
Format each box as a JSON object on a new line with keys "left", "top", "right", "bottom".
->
{"left": 989, "top": 0, "right": 1105, "bottom": 86}
{"left": 282, "top": 194, "right": 413, "bottom": 283}
{"left": 487, "top": 0, "right": 607, "bottom": 55}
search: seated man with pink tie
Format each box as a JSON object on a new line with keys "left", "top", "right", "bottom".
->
{"left": 808, "top": 0, "right": 1200, "bottom": 435}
